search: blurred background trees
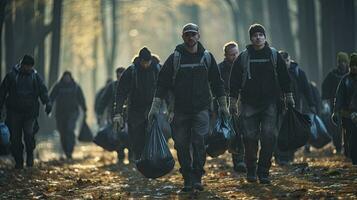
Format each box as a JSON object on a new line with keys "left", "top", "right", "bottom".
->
{"left": 1, "top": 0, "right": 356, "bottom": 129}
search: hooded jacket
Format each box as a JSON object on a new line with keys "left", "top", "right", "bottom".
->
{"left": 115, "top": 56, "right": 160, "bottom": 114}
{"left": 0, "top": 64, "right": 50, "bottom": 118}
{"left": 288, "top": 62, "right": 315, "bottom": 109}
{"left": 230, "top": 43, "right": 291, "bottom": 107}
{"left": 49, "top": 78, "right": 86, "bottom": 117}
{"left": 322, "top": 69, "right": 348, "bottom": 100}
{"left": 155, "top": 42, "right": 225, "bottom": 114}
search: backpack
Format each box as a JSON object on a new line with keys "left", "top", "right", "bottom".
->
{"left": 172, "top": 49, "right": 211, "bottom": 86}
{"left": 240, "top": 47, "right": 278, "bottom": 89}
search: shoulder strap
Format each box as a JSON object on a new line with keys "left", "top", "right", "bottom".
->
{"left": 130, "top": 64, "right": 137, "bottom": 89}
{"left": 241, "top": 49, "right": 250, "bottom": 89}
{"left": 172, "top": 50, "right": 181, "bottom": 86}
{"left": 201, "top": 50, "right": 211, "bottom": 69}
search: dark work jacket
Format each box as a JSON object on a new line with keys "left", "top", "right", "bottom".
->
{"left": 218, "top": 60, "right": 234, "bottom": 95}
{"left": 335, "top": 74, "right": 357, "bottom": 114}
{"left": 115, "top": 57, "right": 160, "bottom": 114}
{"left": 50, "top": 80, "right": 86, "bottom": 118}
{"left": 230, "top": 43, "right": 291, "bottom": 107}
{"left": 97, "top": 81, "right": 117, "bottom": 116}
{"left": 322, "top": 69, "right": 348, "bottom": 100}
{"left": 0, "top": 65, "right": 50, "bottom": 118}
{"left": 288, "top": 62, "right": 315, "bottom": 111}
{"left": 155, "top": 42, "right": 225, "bottom": 114}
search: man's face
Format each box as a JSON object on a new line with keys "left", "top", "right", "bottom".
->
{"left": 21, "top": 64, "right": 33, "bottom": 73}
{"left": 350, "top": 65, "right": 357, "bottom": 75}
{"left": 63, "top": 74, "right": 71, "bottom": 83}
{"left": 116, "top": 72, "right": 122, "bottom": 81}
{"left": 182, "top": 32, "right": 200, "bottom": 48}
{"left": 225, "top": 46, "right": 239, "bottom": 63}
{"left": 250, "top": 32, "right": 266, "bottom": 48}
{"left": 338, "top": 61, "right": 348, "bottom": 72}
{"left": 140, "top": 60, "right": 152, "bottom": 69}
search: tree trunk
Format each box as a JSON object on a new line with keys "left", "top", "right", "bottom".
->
{"left": 0, "top": 0, "right": 7, "bottom": 79}
{"left": 298, "top": 0, "right": 319, "bottom": 82}
{"left": 101, "top": 0, "right": 118, "bottom": 78}
{"left": 5, "top": 0, "right": 15, "bottom": 72}
{"left": 35, "top": 0, "right": 46, "bottom": 78}
{"left": 49, "top": 0, "right": 62, "bottom": 87}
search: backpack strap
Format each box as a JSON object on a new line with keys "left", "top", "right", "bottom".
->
{"left": 201, "top": 50, "right": 211, "bottom": 69}
{"left": 270, "top": 47, "right": 278, "bottom": 78}
{"left": 130, "top": 64, "right": 137, "bottom": 90}
{"left": 172, "top": 50, "right": 181, "bottom": 86}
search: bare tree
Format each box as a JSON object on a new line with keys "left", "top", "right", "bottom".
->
{"left": 49, "top": 0, "right": 63, "bottom": 87}
{"left": 0, "top": 0, "right": 7, "bottom": 78}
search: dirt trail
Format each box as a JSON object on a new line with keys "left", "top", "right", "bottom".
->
{"left": 1, "top": 135, "right": 357, "bottom": 199}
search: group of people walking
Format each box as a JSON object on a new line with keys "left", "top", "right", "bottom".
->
{"left": 1, "top": 22, "right": 356, "bottom": 192}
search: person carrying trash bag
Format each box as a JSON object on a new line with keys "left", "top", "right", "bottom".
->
{"left": 333, "top": 53, "right": 357, "bottom": 165}
{"left": 112, "top": 47, "right": 161, "bottom": 161}
{"left": 49, "top": 71, "right": 87, "bottom": 159}
{"left": 148, "top": 23, "right": 227, "bottom": 192}
{"left": 136, "top": 115, "right": 175, "bottom": 178}
{"left": 229, "top": 24, "right": 293, "bottom": 184}
{"left": 0, "top": 55, "right": 52, "bottom": 169}
{"left": 215, "top": 41, "right": 246, "bottom": 173}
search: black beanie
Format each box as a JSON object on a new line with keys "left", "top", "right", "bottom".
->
{"left": 139, "top": 47, "right": 151, "bottom": 61}
{"left": 20, "top": 55, "right": 35, "bottom": 65}
{"left": 249, "top": 24, "right": 266, "bottom": 38}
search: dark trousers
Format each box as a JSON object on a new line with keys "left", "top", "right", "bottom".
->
{"left": 241, "top": 104, "right": 278, "bottom": 176}
{"left": 172, "top": 110, "right": 209, "bottom": 177}
{"left": 342, "top": 119, "right": 357, "bottom": 164}
{"left": 56, "top": 112, "right": 78, "bottom": 158}
{"left": 127, "top": 110, "right": 147, "bottom": 160}
{"left": 6, "top": 112, "right": 36, "bottom": 165}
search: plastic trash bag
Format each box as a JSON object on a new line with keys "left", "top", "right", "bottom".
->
{"left": 0, "top": 122, "right": 10, "bottom": 156}
{"left": 278, "top": 106, "right": 311, "bottom": 151}
{"left": 308, "top": 114, "right": 331, "bottom": 149}
{"left": 78, "top": 120, "right": 94, "bottom": 142}
{"left": 136, "top": 117, "right": 175, "bottom": 179}
{"left": 206, "top": 114, "right": 237, "bottom": 157}
{"left": 229, "top": 114, "right": 244, "bottom": 154}
{"left": 93, "top": 124, "right": 127, "bottom": 151}
{"left": 156, "top": 113, "right": 172, "bottom": 141}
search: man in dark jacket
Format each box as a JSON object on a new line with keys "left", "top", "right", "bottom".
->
{"left": 95, "top": 78, "right": 113, "bottom": 126}
{"left": 0, "top": 55, "right": 52, "bottom": 169}
{"left": 112, "top": 47, "right": 160, "bottom": 161}
{"left": 148, "top": 23, "right": 228, "bottom": 192}
{"left": 334, "top": 53, "right": 357, "bottom": 165}
{"left": 98, "top": 67, "right": 132, "bottom": 163}
{"left": 50, "top": 71, "right": 86, "bottom": 159}
{"left": 230, "top": 24, "right": 293, "bottom": 184}
{"left": 322, "top": 52, "right": 349, "bottom": 154}
{"left": 217, "top": 41, "right": 246, "bottom": 172}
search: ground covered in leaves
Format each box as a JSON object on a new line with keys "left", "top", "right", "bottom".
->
{"left": 1, "top": 134, "right": 357, "bottom": 199}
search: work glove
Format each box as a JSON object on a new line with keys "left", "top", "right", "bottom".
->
{"left": 45, "top": 103, "right": 52, "bottom": 115}
{"left": 351, "top": 112, "right": 357, "bottom": 124}
{"left": 113, "top": 113, "right": 124, "bottom": 133}
{"left": 284, "top": 93, "right": 295, "bottom": 108}
{"left": 218, "top": 96, "right": 230, "bottom": 118}
{"left": 148, "top": 97, "right": 162, "bottom": 122}
{"left": 229, "top": 97, "right": 238, "bottom": 115}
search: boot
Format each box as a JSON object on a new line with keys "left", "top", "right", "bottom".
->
{"left": 26, "top": 151, "right": 34, "bottom": 167}
{"left": 192, "top": 173, "right": 204, "bottom": 191}
{"left": 246, "top": 168, "right": 257, "bottom": 183}
{"left": 181, "top": 174, "right": 192, "bottom": 192}
{"left": 257, "top": 168, "right": 271, "bottom": 184}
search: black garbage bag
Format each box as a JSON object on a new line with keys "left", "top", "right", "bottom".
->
{"left": 78, "top": 120, "right": 94, "bottom": 142}
{"left": 156, "top": 113, "right": 172, "bottom": 140}
{"left": 206, "top": 114, "right": 237, "bottom": 157}
{"left": 94, "top": 124, "right": 122, "bottom": 151}
{"left": 136, "top": 117, "right": 175, "bottom": 179}
{"left": 0, "top": 122, "right": 10, "bottom": 156}
{"left": 308, "top": 114, "right": 331, "bottom": 149}
{"left": 229, "top": 114, "right": 243, "bottom": 154}
{"left": 278, "top": 106, "right": 311, "bottom": 151}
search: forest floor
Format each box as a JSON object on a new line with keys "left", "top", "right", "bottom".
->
{"left": 0, "top": 133, "right": 357, "bottom": 200}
